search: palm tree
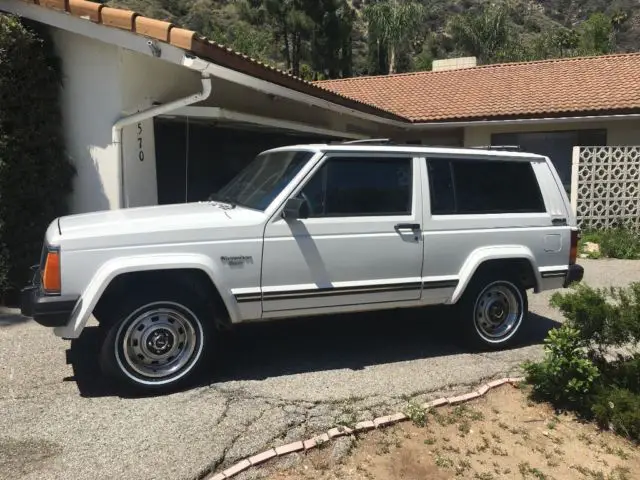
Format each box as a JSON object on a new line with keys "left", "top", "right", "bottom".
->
{"left": 447, "top": 3, "right": 512, "bottom": 64}
{"left": 364, "top": 0, "right": 425, "bottom": 74}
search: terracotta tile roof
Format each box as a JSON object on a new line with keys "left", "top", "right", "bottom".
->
{"left": 315, "top": 53, "right": 640, "bottom": 122}
{"left": 15, "top": 0, "right": 405, "bottom": 122}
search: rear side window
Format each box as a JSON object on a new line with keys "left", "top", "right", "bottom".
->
{"left": 426, "top": 157, "right": 546, "bottom": 215}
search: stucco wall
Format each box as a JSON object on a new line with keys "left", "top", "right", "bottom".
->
{"left": 118, "top": 49, "right": 201, "bottom": 208}
{"left": 464, "top": 119, "right": 640, "bottom": 147}
{"left": 52, "top": 28, "right": 122, "bottom": 213}
{"left": 52, "top": 28, "right": 208, "bottom": 212}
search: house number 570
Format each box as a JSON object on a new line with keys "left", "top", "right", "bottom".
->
{"left": 137, "top": 122, "right": 145, "bottom": 162}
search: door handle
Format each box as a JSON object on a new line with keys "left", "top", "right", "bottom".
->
{"left": 395, "top": 223, "right": 421, "bottom": 230}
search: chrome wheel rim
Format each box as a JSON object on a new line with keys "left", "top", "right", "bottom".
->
{"left": 473, "top": 281, "right": 522, "bottom": 341}
{"left": 120, "top": 306, "right": 198, "bottom": 379}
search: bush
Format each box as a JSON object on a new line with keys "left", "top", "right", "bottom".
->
{"left": 523, "top": 325, "right": 600, "bottom": 409}
{"left": 550, "top": 283, "right": 640, "bottom": 352}
{"left": 591, "top": 387, "right": 640, "bottom": 440}
{"left": 526, "top": 283, "right": 640, "bottom": 441}
{"left": 600, "top": 227, "right": 640, "bottom": 259}
{"left": 0, "top": 15, "right": 75, "bottom": 296}
{"left": 579, "top": 226, "right": 640, "bottom": 260}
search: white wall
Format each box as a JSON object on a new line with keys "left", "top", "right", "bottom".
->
{"left": 117, "top": 49, "right": 201, "bottom": 208}
{"left": 52, "top": 28, "right": 123, "bottom": 213}
{"left": 52, "top": 27, "right": 207, "bottom": 212}
{"left": 464, "top": 119, "right": 640, "bottom": 147}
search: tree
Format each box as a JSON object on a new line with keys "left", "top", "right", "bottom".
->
{"left": 363, "top": 0, "right": 426, "bottom": 74}
{"left": 447, "top": 2, "right": 513, "bottom": 64}
{"left": 303, "top": 0, "right": 355, "bottom": 79}
{"left": 579, "top": 12, "right": 615, "bottom": 55}
{"left": 0, "top": 16, "right": 75, "bottom": 295}
{"left": 237, "top": 0, "right": 313, "bottom": 76}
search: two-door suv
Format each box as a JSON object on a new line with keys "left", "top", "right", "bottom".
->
{"left": 21, "top": 141, "right": 584, "bottom": 393}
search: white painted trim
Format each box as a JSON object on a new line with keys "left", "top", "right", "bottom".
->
{"left": 412, "top": 113, "right": 640, "bottom": 129}
{"left": 570, "top": 147, "right": 580, "bottom": 216}
{"left": 181, "top": 56, "right": 406, "bottom": 128}
{"left": 163, "top": 106, "right": 367, "bottom": 139}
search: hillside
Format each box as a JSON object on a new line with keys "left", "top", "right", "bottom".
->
{"left": 101, "top": 0, "right": 640, "bottom": 79}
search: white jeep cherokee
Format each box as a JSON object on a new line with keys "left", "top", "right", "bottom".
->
{"left": 21, "top": 141, "right": 584, "bottom": 393}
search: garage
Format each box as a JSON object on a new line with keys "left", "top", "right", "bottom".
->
{"left": 153, "top": 117, "right": 336, "bottom": 205}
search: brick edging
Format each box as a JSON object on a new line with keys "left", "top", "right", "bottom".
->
{"left": 206, "top": 377, "right": 525, "bottom": 480}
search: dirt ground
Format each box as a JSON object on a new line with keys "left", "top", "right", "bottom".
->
{"left": 265, "top": 384, "right": 640, "bottom": 480}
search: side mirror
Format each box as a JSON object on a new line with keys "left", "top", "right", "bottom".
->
{"left": 282, "top": 197, "right": 308, "bottom": 220}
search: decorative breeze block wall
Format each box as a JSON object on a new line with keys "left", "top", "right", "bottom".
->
{"left": 571, "top": 146, "right": 640, "bottom": 230}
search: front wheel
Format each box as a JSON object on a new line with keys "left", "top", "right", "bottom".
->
{"left": 459, "top": 275, "right": 528, "bottom": 350}
{"left": 99, "top": 288, "right": 213, "bottom": 393}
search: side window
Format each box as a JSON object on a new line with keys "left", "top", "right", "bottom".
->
{"left": 299, "top": 156, "right": 412, "bottom": 217}
{"left": 426, "top": 157, "right": 546, "bottom": 215}
{"left": 427, "top": 160, "right": 456, "bottom": 215}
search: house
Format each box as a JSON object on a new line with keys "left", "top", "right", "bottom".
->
{"left": 1, "top": 0, "right": 640, "bottom": 218}
{"left": 316, "top": 54, "right": 640, "bottom": 195}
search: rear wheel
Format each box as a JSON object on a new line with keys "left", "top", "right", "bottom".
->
{"left": 99, "top": 286, "right": 213, "bottom": 393}
{"left": 459, "top": 274, "right": 528, "bottom": 350}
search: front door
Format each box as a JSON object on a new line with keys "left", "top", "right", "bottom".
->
{"left": 261, "top": 153, "right": 424, "bottom": 314}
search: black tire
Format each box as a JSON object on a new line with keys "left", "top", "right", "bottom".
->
{"left": 98, "top": 285, "right": 213, "bottom": 394}
{"left": 458, "top": 272, "right": 528, "bottom": 351}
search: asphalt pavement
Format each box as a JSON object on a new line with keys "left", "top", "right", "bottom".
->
{"left": 1, "top": 259, "right": 638, "bottom": 480}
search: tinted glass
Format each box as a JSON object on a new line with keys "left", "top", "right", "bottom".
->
{"left": 299, "top": 156, "right": 412, "bottom": 216}
{"left": 427, "top": 160, "right": 456, "bottom": 215}
{"left": 427, "top": 158, "right": 546, "bottom": 215}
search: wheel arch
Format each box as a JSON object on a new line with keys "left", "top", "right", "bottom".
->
{"left": 94, "top": 269, "right": 232, "bottom": 330}
{"left": 54, "top": 254, "right": 240, "bottom": 339}
{"left": 450, "top": 246, "right": 541, "bottom": 305}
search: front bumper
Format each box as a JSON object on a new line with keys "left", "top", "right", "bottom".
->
{"left": 564, "top": 263, "right": 585, "bottom": 287}
{"left": 20, "top": 269, "right": 79, "bottom": 328}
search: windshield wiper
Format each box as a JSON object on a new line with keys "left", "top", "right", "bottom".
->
{"left": 207, "top": 193, "right": 237, "bottom": 209}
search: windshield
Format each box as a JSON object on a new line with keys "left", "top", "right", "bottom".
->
{"left": 212, "top": 150, "right": 315, "bottom": 211}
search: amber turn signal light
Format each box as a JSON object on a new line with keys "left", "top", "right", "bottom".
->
{"left": 42, "top": 250, "right": 61, "bottom": 293}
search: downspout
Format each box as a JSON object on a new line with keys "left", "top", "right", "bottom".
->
{"left": 112, "top": 75, "right": 213, "bottom": 208}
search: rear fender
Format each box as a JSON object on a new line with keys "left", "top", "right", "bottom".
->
{"left": 450, "top": 246, "right": 541, "bottom": 304}
{"left": 54, "top": 253, "right": 239, "bottom": 339}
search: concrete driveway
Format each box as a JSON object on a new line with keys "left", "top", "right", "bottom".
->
{"left": 1, "top": 259, "right": 638, "bottom": 480}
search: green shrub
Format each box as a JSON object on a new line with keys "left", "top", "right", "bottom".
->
{"left": 597, "top": 354, "right": 640, "bottom": 393}
{"left": 0, "top": 15, "right": 75, "bottom": 296}
{"left": 599, "top": 227, "right": 640, "bottom": 259}
{"left": 550, "top": 283, "right": 640, "bottom": 352}
{"left": 579, "top": 226, "right": 640, "bottom": 260}
{"left": 526, "top": 284, "right": 640, "bottom": 441}
{"left": 523, "top": 325, "right": 600, "bottom": 409}
{"left": 591, "top": 387, "right": 640, "bottom": 440}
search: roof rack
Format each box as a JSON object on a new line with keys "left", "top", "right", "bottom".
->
{"left": 339, "top": 138, "right": 393, "bottom": 145}
{"left": 470, "top": 145, "right": 523, "bottom": 152}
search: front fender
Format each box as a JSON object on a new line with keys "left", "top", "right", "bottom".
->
{"left": 54, "top": 253, "right": 239, "bottom": 339}
{"left": 450, "top": 245, "right": 541, "bottom": 304}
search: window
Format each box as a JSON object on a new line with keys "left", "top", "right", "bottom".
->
{"left": 213, "top": 150, "right": 314, "bottom": 211}
{"left": 491, "top": 129, "right": 607, "bottom": 194}
{"left": 298, "top": 156, "right": 412, "bottom": 217}
{"left": 427, "top": 158, "right": 546, "bottom": 215}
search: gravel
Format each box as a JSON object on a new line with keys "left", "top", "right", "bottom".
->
{"left": 1, "top": 259, "right": 637, "bottom": 480}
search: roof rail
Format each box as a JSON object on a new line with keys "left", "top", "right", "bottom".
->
{"left": 340, "top": 138, "right": 393, "bottom": 145}
{"left": 470, "top": 145, "right": 523, "bottom": 152}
